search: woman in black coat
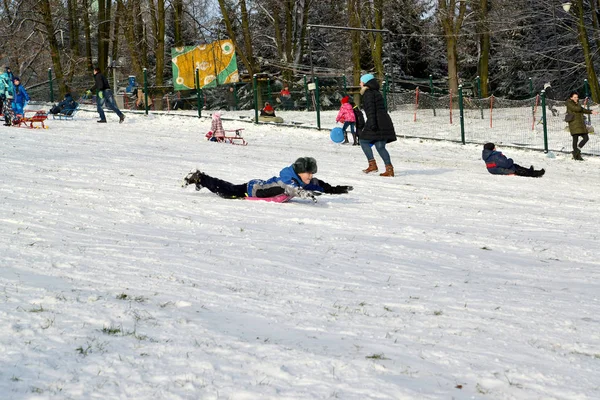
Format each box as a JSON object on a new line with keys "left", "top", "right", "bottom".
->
{"left": 359, "top": 74, "right": 396, "bottom": 176}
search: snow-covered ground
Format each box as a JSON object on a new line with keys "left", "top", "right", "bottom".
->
{"left": 1, "top": 109, "right": 599, "bottom": 399}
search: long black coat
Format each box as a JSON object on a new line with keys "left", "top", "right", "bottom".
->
{"left": 360, "top": 79, "right": 396, "bottom": 143}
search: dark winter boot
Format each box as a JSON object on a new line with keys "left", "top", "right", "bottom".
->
{"left": 363, "top": 159, "right": 378, "bottom": 174}
{"left": 380, "top": 164, "right": 395, "bottom": 177}
{"left": 183, "top": 170, "right": 204, "bottom": 191}
{"left": 352, "top": 134, "right": 358, "bottom": 146}
{"left": 572, "top": 149, "right": 584, "bottom": 161}
{"left": 342, "top": 131, "right": 349, "bottom": 144}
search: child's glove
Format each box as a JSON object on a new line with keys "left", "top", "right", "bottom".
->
{"left": 98, "top": 91, "right": 104, "bottom": 99}
{"left": 296, "top": 189, "right": 319, "bottom": 202}
{"left": 330, "top": 185, "right": 353, "bottom": 194}
{"left": 286, "top": 186, "right": 319, "bottom": 202}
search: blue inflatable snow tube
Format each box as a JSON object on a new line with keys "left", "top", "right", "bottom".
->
{"left": 330, "top": 127, "right": 344, "bottom": 143}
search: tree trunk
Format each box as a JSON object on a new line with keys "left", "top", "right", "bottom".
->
{"left": 372, "top": 0, "right": 384, "bottom": 79}
{"left": 348, "top": 0, "right": 362, "bottom": 103}
{"left": 39, "top": 0, "right": 68, "bottom": 96}
{"left": 97, "top": 0, "right": 112, "bottom": 72}
{"left": 173, "top": 0, "right": 184, "bottom": 47}
{"left": 590, "top": 0, "right": 600, "bottom": 55}
{"left": 477, "top": 0, "right": 490, "bottom": 97}
{"left": 438, "top": 0, "right": 467, "bottom": 95}
{"left": 217, "top": 0, "right": 259, "bottom": 76}
{"left": 117, "top": 0, "right": 144, "bottom": 79}
{"left": 82, "top": 0, "right": 94, "bottom": 71}
{"left": 135, "top": 0, "right": 149, "bottom": 68}
{"left": 112, "top": 1, "right": 122, "bottom": 66}
{"left": 283, "top": 0, "right": 293, "bottom": 83}
{"left": 67, "top": 0, "right": 79, "bottom": 57}
{"left": 575, "top": 0, "right": 600, "bottom": 102}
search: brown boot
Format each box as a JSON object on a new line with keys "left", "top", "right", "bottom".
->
{"left": 380, "top": 164, "right": 394, "bottom": 177}
{"left": 362, "top": 159, "right": 378, "bottom": 174}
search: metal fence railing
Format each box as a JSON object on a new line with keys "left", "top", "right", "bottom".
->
{"left": 23, "top": 72, "right": 600, "bottom": 157}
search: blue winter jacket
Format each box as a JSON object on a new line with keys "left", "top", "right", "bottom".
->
{"left": 12, "top": 84, "right": 30, "bottom": 115}
{"left": 0, "top": 72, "right": 15, "bottom": 98}
{"left": 246, "top": 165, "right": 324, "bottom": 197}
{"left": 482, "top": 149, "right": 515, "bottom": 175}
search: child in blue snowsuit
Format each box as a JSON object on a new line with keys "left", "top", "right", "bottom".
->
{"left": 482, "top": 143, "right": 545, "bottom": 177}
{"left": 11, "top": 76, "right": 29, "bottom": 117}
{"left": 183, "top": 157, "right": 353, "bottom": 199}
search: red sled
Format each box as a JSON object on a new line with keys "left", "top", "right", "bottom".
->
{"left": 206, "top": 128, "right": 247, "bottom": 146}
{"left": 15, "top": 110, "right": 49, "bottom": 129}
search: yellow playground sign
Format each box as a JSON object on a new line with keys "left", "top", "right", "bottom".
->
{"left": 171, "top": 40, "right": 239, "bottom": 90}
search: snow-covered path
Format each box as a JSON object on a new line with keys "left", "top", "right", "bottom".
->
{"left": 1, "top": 111, "right": 599, "bottom": 399}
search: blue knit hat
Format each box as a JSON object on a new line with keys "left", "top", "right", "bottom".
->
{"left": 360, "top": 74, "right": 375, "bottom": 84}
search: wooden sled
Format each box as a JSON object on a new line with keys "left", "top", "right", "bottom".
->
{"left": 16, "top": 110, "right": 49, "bottom": 129}
{"left": 211, "top": 128, "right": 247, "bottom": 146}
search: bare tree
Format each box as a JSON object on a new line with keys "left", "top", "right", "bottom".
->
{"left": 438, "top": 0, "right": 468, "bottom": 94}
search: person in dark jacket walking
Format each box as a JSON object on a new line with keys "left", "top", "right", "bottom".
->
{"left": 92, "top": 67, "right": 125, "bottom": 123}
{"left": 565, "top": 91, "right": 597, "bottom": 160}
{"left": 359, "top": 74, "right": 396, "bottom": 177}
{"left": 482, "top": 143, "right": 545, "bottom": 177}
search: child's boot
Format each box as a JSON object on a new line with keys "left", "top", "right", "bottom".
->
{"left": 572, "top": 149, "right": 584, "bottom": 161}
{"left": 363, "top": 159, "right": 378, "bottom": 174}
{"left": 342, "top": 131, "right": 349, "bottom": 144}
{"left": 380, "top": 164, "right": 394, "bottom": 177}
{"left": 352, "top": 134, "right": 358, "bottom": 146}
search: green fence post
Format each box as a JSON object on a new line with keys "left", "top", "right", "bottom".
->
{"left": 194, "top": 68, "right": 202, "bottom": 118}
{"left": 541, "top": 89, "right": 549, "bottom": 153}
{"left": 253, "top": 75, "right": 259, "bottom": 124}
{"left": 458, "top": 85, "right": 465, "bottom": 145}
{"left": 48, "top": 68, "right": 54, "bottom": 102}
{"left": 233, "top": 84, "right": 238, "bottom": 110}
{"left": 430, "top": 74, "right": 437, "bottom": 117}
{"left": 143, "top": 68, "right": 149, "bottom": 115}
{"left": 303, "top": 75, "right": 309, "bottom": 110}
{"left": 584, "top": 79, "right": 591, "bottom": 123}
{"left": 315, "top": 76, "right": 321, "bottom": 130}
{"left": 267, "top": 79, "right": 272, "bottom": 103}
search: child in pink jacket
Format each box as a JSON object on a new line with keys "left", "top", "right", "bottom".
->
{"left": 210, "top": 111, "right": 225, "bottom": 140}
{"left": 336, "top": 96, "right": 356, "bottom": 144}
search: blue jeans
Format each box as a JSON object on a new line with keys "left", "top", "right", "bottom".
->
{"left": 97, "top": 89, "right": 124, "bottom": 120}
{"left": 342, "top": 122, "right": 355, "bottom": 134}
{"left": 360, "top": 139, "right": 392, "bottom": 166}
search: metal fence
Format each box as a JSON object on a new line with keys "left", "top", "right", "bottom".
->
{"left": 24, "top": 72, "right": 599, "bottom": 157}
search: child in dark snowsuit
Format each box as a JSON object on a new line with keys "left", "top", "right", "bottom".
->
{"left": 182, "top": 157, "right": 353, "bottom": 200}
{"left": 482, "top": 143, "right": 545, "bottom": 177}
